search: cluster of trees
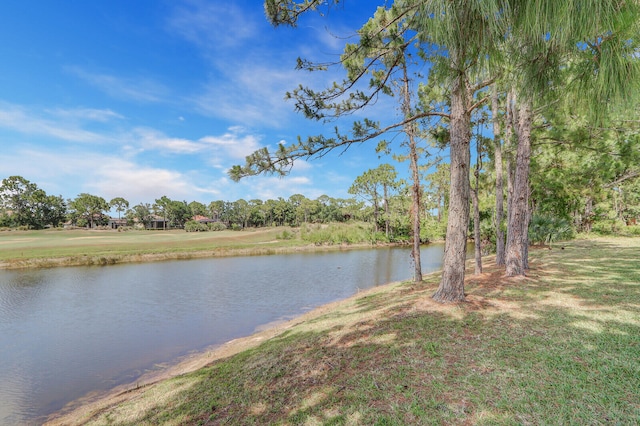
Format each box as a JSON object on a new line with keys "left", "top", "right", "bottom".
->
{"left": 231, "top": 0, "right": 640, "bottom": 301}
{"left": 0, "top": 172, "right": 443, "bottom": 234}
{"left": 0, "top": 176, "right": 67, "bottom": 230}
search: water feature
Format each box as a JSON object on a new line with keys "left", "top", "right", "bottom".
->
{"left": 0, "top": 244, "right": 459, "bottom": 424}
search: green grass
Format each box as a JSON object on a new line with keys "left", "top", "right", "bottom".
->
{"left": 0, "top": 227, "right": 313, "bottom": 268}
{"left": 0, "top": 223, "right": 390, "bottom": 269}
{"left": 50, "top": 237, "right": 640, "bottom": 425}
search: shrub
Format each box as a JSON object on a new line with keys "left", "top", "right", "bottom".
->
{"left": 529, "top": 215, "right": 574, "bottom": 245}
{"left": 300, "top": 222, "right": 380, "bottom": 245}
{"left": 277, "top": 229, "right": 295, "bottom": 240}
{"left": 208, "top": 222, "right": 227, "bottom": 231}
{"left": 420, "top": 219, "right": 447, "bottom": 243}
{"left": 185, "top": 220, "right": 209, "bottom": 232}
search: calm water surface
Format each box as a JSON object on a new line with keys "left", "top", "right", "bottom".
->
{"left": 0, "top": 244, "right": 458, "bottom": 424}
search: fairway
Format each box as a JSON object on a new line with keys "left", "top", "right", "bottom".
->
{"left": 0, "top": 228, "right": 297, "bottom": 268}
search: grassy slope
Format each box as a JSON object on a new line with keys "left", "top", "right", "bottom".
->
{"left": 48, "top": 237, "right": 640, "bottom": 425}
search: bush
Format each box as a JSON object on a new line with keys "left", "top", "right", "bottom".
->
{"left": 529, "top": 215, "right": 574, "bottom": 245}
{"left": 300, "top": 222, "right": 381, "bottom": 245}
{"left": 591, "top": 219, "right": 628, "bottom": 235}
{"left": 277, "top": 229, "right": 295, "bottom": 240}
{"left": 420, "top": 219, "right": 447, "bottom": 243}
{"left": 185, "top": 220, "right": 209, "bottom": 232}
{"left": 208, "top": 222, "right": 227, "bottom": 231}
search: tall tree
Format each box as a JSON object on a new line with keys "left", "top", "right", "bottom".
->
{"left": 503, "top": 0, "right": 640, "bottom": 276}
{"left": 154, "top": 196, "right": 171, "bottom": 230}
{"left": 109, "top": 197, "right": 129, "bottom": 220}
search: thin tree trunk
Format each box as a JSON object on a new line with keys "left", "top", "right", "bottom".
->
{"left": 433, "top": 73, "right": 471, "bottom": 302}
{"left": 492, "top": 85, "right": 506, "bottom": 266}
{"left": 524, "top": 186, "right": 532, "bottom": 270}
{"left": 384, "top": 185, "right": 390, "bottom": 238}
{"left": 410, "top": 154, "right": 423, "bottom": 282}
{"left": 373, "top": 195, "right": 379, "bottom": 233}
{"left": 505, "top": 89, "right": 515, "bottom": 233}
{"left": 473, "top": 138, "right": 482, "bottom": 275}
{"left": 401, "top": 60, "right": 423, "bottom": 283}
{"left": 506, "top": 98, "right": 533, "bottom": 277}
{"left": 584, "top": 197, "right": 594, "bottom": 232}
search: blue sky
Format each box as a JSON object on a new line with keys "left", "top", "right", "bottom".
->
{"left": 0, "top": 1, "right": 406, "bottom": 208}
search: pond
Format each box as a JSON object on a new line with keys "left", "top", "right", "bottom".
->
{"left": 0, "top": 243, "right": 463, "bottom": 424}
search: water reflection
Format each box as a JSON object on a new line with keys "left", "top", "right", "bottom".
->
{"left": 0, "top": 244, "right": 457, "bottom": 424}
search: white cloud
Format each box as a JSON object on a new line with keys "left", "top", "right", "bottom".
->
{"left": 134, "top": 127, "right": 205, "bottom": 154}
{"left": 242, "top": 174, "right": 313, "bottom": 200}
{"left": 89, "top": 159, "right": 221, "bottom": 202}
{"left": 67, "top": 67, "right": 169, "bottom": 103}
{"left": 46, "top": 107, "right": 124, "bottom": 122}
{"left": 167, "top": 1, "right": 258, "bottom": 51}
{"left": 200, "top": 128, "right": 262, "bottom": 160}
{"left": 0, "top": 103, "right": 111, "bottom": 143}
{"left": 0, "top": 147, "right": 219, "bottom": 204}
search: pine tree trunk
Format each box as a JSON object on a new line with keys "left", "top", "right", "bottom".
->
{"left": 433, "top": 74, "right": 471, "bottom": 302}
{"left": 473, "top": 140, "right": 482, "bottom": 275}
{"left": 505, "top": 90, "right": 515, "bottom": 236}
{"left": 506, "top": 99, "right": 533, "bottom": 277}
{"left": 373, "top": 196, "right": 379, "bottom": 233}
{"left": 409, "top": 135, "right": 423, "bottom": 283}
{"left": 401, "top": 61, "right": 423, "bottom": 283}
{"left": 384, "top": 185, "right": 390, "bottom": 238}
{"left": 472, "top": 176, "right": 482, "bottom": 275}
{"left": 524, "top": 187, "right": 532, "bottom": 270}
{"left": 492, "top": 85, "right": 506, "bottom": 266}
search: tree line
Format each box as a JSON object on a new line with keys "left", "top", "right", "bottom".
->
{"left": 0, "top": 170, "right": 449, "bottom": 237}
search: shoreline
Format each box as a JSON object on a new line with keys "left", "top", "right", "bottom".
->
{"left": 43, "top": 277, "right": 410, "bottom": 425}
{"left": 0, "top": 241, "right": 402, "bottom": 271}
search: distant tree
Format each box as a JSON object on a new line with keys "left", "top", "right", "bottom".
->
{"left": 154, "top": 196, "right": 171, "bottom": 230}
{"left": 248, "top": 199, "right": 266, "bottom": 227}
{"left": 31, "top": 192, "right": 67, "bottom": 229}
{"left": 0, "top": 176, "right": 67, "bottom": 229}
{"left": 188, "top": 201, "right": 208, "bottom": 218}
{"left": 167, "top": 200, "right": 191, "bottom": 228}
{"left": 68, "top": 193, "right": 108, "bottom": 228}
{"left": 349, "top": 164, "right": 399, "bottom": 236}
{"left": 109, "top": 197, "right": 129, "bottom": 220}
{"left": 208, "top": 200, "right": 226, "bottom": 223}
{"left": 128, "top": 203, "right": 154, "bottom": 228}
{"left": 288, "top": 194, "right": 307, "bottom": 226}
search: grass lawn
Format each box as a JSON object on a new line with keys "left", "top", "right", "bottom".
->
{"left": 0, "top": 227, "right": 305, "bottom": 268}
{"left": 47, "top": 237, "right": 640, "bottom": 425}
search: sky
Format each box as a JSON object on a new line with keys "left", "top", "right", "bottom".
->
{"left": 0, "top": 0, "right": 408, "bottom": 210}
